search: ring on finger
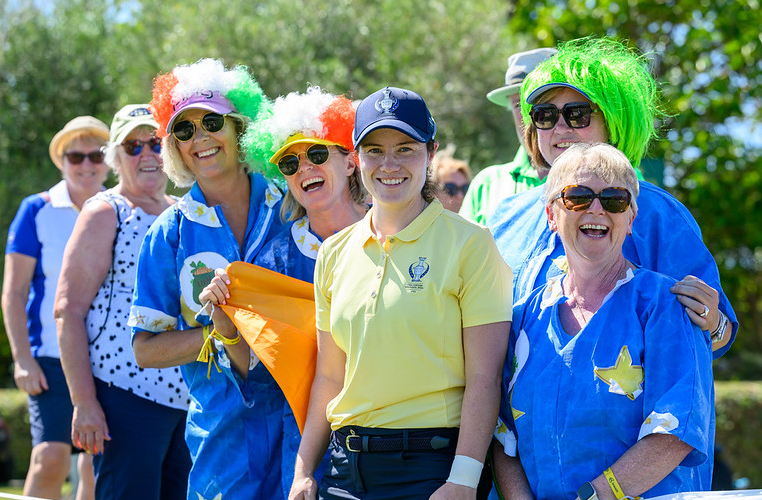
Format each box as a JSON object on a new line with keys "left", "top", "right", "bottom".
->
{"left": 699, "top": 305, "right": 709, "bottom": 318}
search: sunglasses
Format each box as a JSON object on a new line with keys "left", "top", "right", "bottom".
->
{"left": 121, "top": 137, "right": 162, "bottom": 156}
{"left": 171, "top": 113, "right": 227, "bottom": 142}
{"left": 530, "top": 102, "right": 598, "bottom": 130}
{"left": 64, "top": 150, "right": 105, "bottom": 164}
{"left": 277, "top": 144, "right": 331, "bottom": 176}
{"left": 442, "top": 182, "right": 470, "bottom": 196}
{"left": 553, "top": 184, "right": 631, "bottom": 213}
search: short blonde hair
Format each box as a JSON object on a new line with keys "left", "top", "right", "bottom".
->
{"left": 544, "top": 142, "right": 639, "bottom": 214}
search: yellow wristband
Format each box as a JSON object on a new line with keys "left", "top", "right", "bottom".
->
{"left": 210, "top": 328, "right": 241, "bottom": 345}
{"left": 604, "top": 468, "right": 641, "bottom": 500}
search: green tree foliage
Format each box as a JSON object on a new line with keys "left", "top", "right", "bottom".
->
{"left": 507, "top": 0, "right": 762, "bottom": 377}
{"left": 0, "top": 0, "right": 120, "bottom": 385}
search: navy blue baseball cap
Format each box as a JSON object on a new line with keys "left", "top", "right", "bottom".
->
{"left": 353, "top": 86, "right": 437, "bottom": 147}
{"left": 526, "top": 82, "right": 592, "bottom": 105}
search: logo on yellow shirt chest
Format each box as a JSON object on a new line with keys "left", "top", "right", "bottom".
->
{"left": 405, "top": 257, "right": 430, "bottom": 293}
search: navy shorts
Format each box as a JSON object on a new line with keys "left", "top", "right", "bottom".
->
{"left": 28, "top": 357, "right": 74, "bottom": 447}
{"left": 92, "top": 378, "right": 190, "bottom": 500}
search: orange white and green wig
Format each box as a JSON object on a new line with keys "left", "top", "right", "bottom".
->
{"left": 240, "top": 86, "right": 355, "bottom": 188}
{"left": 150, "top": 58, "right": 271, "bottom": 186}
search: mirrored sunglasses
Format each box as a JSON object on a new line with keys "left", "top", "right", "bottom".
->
{"left": 171, "top": 113, "right": 227, "bottom": 142}
{"left": 277, "top": 144, "right": 331, "bottom": 176}
{"left": 442, "top": 182, "right": 470, "bottom": 196}
{"left": 553, "top": 184, "right": 631, "bottom": 213}
{"left": 64, "top": 150, "right": 105, "bottom": 164}
{"left": 121, "top": 137, "right": 162, "bottom": 156}
{"left": 530, "top": 102, "right": 598, "bottom": 130}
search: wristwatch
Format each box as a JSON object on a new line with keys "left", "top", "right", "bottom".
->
{"left": 711, "top": 311, "right": 729, "bottom": 344}
{"left": 577, "top": 482, "right": 599, "bottom": 500}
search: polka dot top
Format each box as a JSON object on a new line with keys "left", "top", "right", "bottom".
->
{"left": 85, "top": 191, "right": 189, "bottom": 410}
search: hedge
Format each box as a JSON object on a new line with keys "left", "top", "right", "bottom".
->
{"left": 1, "top": 382, "right": 761, "bottom": 487}
{"left": 0, "top": 389, "right": 30, "bottom": 482}
{"left": 714, "top": 381, "right": 762, "bottom": 487}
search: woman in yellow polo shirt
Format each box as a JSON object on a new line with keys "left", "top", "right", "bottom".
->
{"left": 289, "top": 87, "right": 513, "bottom": 500}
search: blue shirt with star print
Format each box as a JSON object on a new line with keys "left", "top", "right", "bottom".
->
{"left": 497, "top": 267, "right": 714, "bottom": 500}
{"left": 253, "top": 215, "right": 322, "bottom": 283}
{"left": 252, "top": 214, "right": 329, "bottom": 500}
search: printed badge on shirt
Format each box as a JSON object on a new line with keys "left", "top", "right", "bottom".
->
{"left": 405, "top": 256, "right": 430, "bottom": 293}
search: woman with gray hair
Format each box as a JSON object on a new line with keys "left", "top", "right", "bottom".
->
{"left": 494, "top": 143, "right": 714, "bottom": 500}
{"left": 55, "top": 104, "right": 190, "bottom": 500}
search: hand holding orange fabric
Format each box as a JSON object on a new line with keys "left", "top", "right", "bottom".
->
{"left": 217, "top": 261, "right": 318, "bottom": 433}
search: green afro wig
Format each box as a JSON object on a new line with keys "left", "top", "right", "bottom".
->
{"left": 521, "top": 37, "right": 664, "bottom": 168}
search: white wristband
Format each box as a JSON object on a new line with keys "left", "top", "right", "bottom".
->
{"left": 446, "top": 454, "right": 483, "bottom": 489}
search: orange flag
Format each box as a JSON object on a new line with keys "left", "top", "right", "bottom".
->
{"left": 217, "top": 261, "right": 317, "bottom": 434}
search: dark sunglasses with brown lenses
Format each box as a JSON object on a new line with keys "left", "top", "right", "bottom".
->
{"left": 552, "top": 184, "right": 632, "bottom": 213}
{"left": 64, "top": 150, "right": 105, "bottom": 164}
{"left": 530, "top": 102, "right": 598, "bottom": 130}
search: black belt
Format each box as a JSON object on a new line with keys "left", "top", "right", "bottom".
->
{"left": 335, "top": 428, "right": 457, "bottom": 453}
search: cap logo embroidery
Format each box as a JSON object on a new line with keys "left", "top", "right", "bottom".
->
{"left": 128, "top": 107, "right": 152, "bottom": 117}
{"left": 172, "top": 90, "right": 218, "bottom": 111}
{"left": 375, "top": 89, "right": 399, "bottom": 115}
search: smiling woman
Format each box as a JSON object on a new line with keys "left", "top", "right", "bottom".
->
{"left": 195, "top": 88, "right": 368, "bottom": 493}
{"left": 493, "top": 143, "right": 715, "bottom": 500}
{"left": 2, "top": 115, "right": 109, "bottom": 500}
{"left": 288, "top": 86, "right": 513, "bottom": 500}
{"left": 242, "top": 85, "right": 368, "bottom": 242}
{"left": 127, "top": 58, "right": 289, "bottom": 500}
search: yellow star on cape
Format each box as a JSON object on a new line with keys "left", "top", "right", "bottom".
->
{"left": 297, "top": 235, "right": 305, "bottom": 245}
{"left": 510, "top": 391, "right": 524, "bottom": 420}
{"left": 194, "top": 205, "right": 206, "bottom": 217}
{"left": 131, "top": 311, "right": 146, "bottom": 325}
{"left": 496, "top": 421, "right": 508, "bottom": 434}
{"left": 266, "top": 191, "right": 273, "bottom": 203}
{"left": 552, "top": 255, "right": 569, "bottom": 274}
{"left": 512, "top": 406, "right": 525, "bottom": 420}
{"left": 594, "top": 346, "right": 644, "bottom": 401}
{"left": 151, "top": 319, "right": 164, "bottom": 330}
{"left": 310, "top": 243, "right": 320, "bottom": 252}
{"left": 296, "top": 218, "right": 307, "bottom": 228}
